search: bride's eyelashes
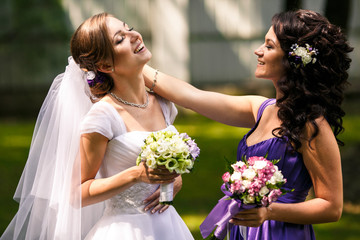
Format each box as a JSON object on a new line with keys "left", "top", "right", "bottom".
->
{"left": 115, "top": 27, "right": 134, "bottom": 45}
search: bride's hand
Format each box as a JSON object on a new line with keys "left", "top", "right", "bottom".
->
{"left": 143, "top": 175, "right": 183, "bottom": 214}
{"left": 136, "top": 162, "right": 179, "bottom": 184}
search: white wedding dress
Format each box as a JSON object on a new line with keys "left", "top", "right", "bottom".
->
{"left": 80, "top": 97, "right": 194, "bottom": 240}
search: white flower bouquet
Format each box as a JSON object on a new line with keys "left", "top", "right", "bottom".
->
{"left": 136, "top": 130, "right": 200, "bottom": 204}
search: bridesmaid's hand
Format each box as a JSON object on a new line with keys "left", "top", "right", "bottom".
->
{"left": 229, "top": 207, "right": 270, "bottom": 227}
{"left": 143, "top": 175, "right": 183, "bottom": 214}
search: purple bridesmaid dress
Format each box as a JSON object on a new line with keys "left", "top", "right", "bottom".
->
{"left": 230, "top": 99, "right": 316, "bottom": 240}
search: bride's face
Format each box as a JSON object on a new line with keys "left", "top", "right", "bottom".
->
{"left": 106, "top": 17, "right": 152, "bottom": 73}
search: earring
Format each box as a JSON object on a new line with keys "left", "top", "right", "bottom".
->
{"left": 111, "top": 68, "right": 114, "bottom": 72}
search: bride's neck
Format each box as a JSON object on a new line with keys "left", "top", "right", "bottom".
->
{"left": 111, "top": 73, "right": 147, "bottom": 103}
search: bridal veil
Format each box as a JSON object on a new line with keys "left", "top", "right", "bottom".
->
{"left": 1, "top": 57, "right": 104, "bottom": 240}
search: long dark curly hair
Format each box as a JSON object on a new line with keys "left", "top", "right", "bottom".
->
{"left": 271, "top": 9, "right": 353, "bottom": 150}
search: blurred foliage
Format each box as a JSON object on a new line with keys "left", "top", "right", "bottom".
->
{"left": 0, "top": 0, "right": 72, "bottom": 118}
{"left": 1, "top": 0, "right": 71, "bottom": 42}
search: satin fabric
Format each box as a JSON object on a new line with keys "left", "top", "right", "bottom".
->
{"left": 230, "top": 99, "right": 315, "bottom": 240}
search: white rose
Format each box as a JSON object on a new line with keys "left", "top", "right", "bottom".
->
{"left": 242, "top": 180, "right": 251, "bottom": 189}
{"left": 259, "top": 186, "right": 269, "bottom": 196}
{"left": 230, "top": 171, "right": 242, "bottom": 181}
{"left": 243, "top": 195, "right": 255, "bottom": 204}
{"left": 253, "top": 160, "right": 267, "bottom": 170}
{"left": 235, "top": 161, "right": 245, "bottom": 168}
{"left": 268, "top": 176, "right": 276, "bottom": 185}
{"left": 273, "top": 171, "right": 285, "bottom": 182}
{"left": 242, "top": 168, "right": 256, "bottom": 181}
{"left": 268, "top": 171, "right": 284, "bottom": 185}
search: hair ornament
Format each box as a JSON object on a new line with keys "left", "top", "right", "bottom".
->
{"left": 85, "top": 70, "right": 106, "bottom": 87}
{"left": 288, "top": 43, "right": 319, "bottom": 68}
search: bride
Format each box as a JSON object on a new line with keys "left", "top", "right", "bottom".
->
{"left": 1, "top": 13, "right": 194, "bottom": 240}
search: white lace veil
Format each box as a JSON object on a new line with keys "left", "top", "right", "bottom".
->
{"left": 1, "top": 57, "right": 104, "bottom": 240}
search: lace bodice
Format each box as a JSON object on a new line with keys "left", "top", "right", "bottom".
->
{"left": 104, "top": 183, "right": 159, "bottom": 215}
{"left": 100, "top": 127, "right": 176, "bottom": 215}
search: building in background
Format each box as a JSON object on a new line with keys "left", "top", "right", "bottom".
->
{"left": 1, "top": 0, "right": 359, "bottom": 117}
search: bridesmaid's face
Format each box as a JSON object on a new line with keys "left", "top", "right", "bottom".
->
{"left": 106, "top": 17, "right": 152, "bottom": 73}
{"left": 254, "top": 27, "right": 286, "bottom": 82}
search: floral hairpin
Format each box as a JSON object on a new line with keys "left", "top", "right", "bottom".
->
{"left": 288, "top": 43, "right": 319, "bottom": 68}
{"left": 86, "top": 71, "right": 107, "bottom": 87}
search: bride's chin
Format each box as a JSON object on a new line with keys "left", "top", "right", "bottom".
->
{"left": 143, "top": 51, "right": 152, "bottom": 63}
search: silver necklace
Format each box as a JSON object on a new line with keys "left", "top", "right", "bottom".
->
{"left": 109, "top": 91, "right": 149, "bottom": 108}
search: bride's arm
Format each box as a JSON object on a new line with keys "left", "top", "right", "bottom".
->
{"left": 80, "top": 132, "right": 178, "bottom": 207}
{"left": 143, "top": 65, "right": 267, "bottom": 128}
{"left": 230, "top": 118, "right": 343, "bottom": 226}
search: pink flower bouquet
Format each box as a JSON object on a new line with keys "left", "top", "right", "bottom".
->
{"left": 200, "top": 155, "right": 291, "bottom": 240}
{"left": 222, "top": 156, "right": 287, "bottom": 207}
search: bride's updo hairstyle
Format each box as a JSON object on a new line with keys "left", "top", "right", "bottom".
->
{"left": 71, "top": 12, "right": 115, "bottom": 98}
{"left": 271, "top": 9, "right": 353, "bottom": 150}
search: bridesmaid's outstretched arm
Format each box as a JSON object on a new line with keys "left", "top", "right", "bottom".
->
{"left": 143, "top": 65, "right": 267, "bottom": 128}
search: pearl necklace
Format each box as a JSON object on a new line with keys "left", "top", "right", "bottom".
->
{"left": 109, "top": 91, "right": 149, "bottom": 108}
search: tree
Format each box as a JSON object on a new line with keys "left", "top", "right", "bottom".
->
{"left": 285, "top": 0, "right": 302, "bottom": 11}
{"left": 325, "top": 0, "right": 351, "bottom": 34}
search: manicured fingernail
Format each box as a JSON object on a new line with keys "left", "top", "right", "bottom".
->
{"left": 144, "top": 208, "right": 149, "bottom": 211}
{"left": 151, "top": 210, "right": 155, "bottom": 214}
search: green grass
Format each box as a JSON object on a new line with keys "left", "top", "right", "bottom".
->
{"left": 341, "top": 115, "right": 360, "bottom": 143}
{"left": 0, "top": 120, "right": 34, "bottom": 233}
{"left": 1, "top": 113, "right": 360, "bottom": 239}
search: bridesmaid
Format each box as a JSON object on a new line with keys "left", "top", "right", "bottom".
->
{"left": 143, "top": 9, "right": 352, "bottom": 239}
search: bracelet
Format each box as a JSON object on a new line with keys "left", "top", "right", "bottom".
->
{"left": 149, "top": 69, "right": 159, "bottom": 93}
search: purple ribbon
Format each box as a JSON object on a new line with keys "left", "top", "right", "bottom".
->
{"left": 200, "top": 184, "right": 256, "bottom": 239}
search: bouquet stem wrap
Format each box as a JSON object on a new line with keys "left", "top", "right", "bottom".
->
{"left": 159, "top": 182, "right": 174, "bottom": 204}
{"left": 200, "top": 185, "right": 256, "bottom": 240}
